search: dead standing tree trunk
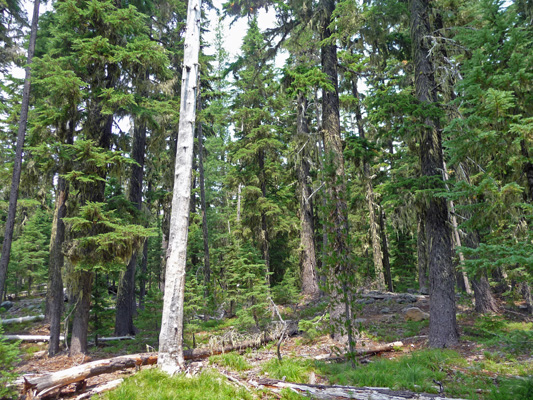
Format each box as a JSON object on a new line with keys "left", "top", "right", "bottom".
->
{"left": 157, "top": 0, "right": 201, "bottom": 375}
{"left": 0, "top": 0, "right": 40, "bottom": 302}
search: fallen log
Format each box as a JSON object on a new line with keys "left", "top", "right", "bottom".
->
{"left": 1, "top": 314, "right": 44, "bottom": 325}
{"left": 23, "top": 353, "right": 158, "bottom": 397}
{"left": 3, "top": 334, "right": 64, "bottom": 342}
{"left": 74, "top": 378, "right": 124, "bottom": 400}
{"left": 254, "top": 378, "right": 467, "bottom": 400}
{"left": 314, "top": 341, "right": 403, "bottom": 361}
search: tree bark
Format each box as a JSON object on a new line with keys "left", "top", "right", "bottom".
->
{"left": 158, "top": 0, "right": 201, "bottom": 375}
{"left": 416, "top": 215, "right": 429, "bottom": 295}
{"left": 410, "top": 0, "right": 458, "bottom": 347}
{"left": 46, "top": 175, "right": 68, "bottom": 356}
{"left": 320, "top": 0, "right": 354, "bottom": 353}
{"left": 297, "top": 93, "right": 319, "bottom": 298}
{"left": 115, "top": 115, "right": 147, "bottom": 336}
{"left": 46, "top": 121, "right": 74, "bottom": 357}
{"left": 0, "top": 0, "right": 40, "bottom": 302}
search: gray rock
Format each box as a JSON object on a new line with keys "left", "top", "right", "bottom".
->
{"left": 356, "top": 298, "right": 375, "bottom": 305}
{"left": 0, "top": 301, "right": 14, "bottom": 311}
{"left": 380, "top": 307, "right": 391, "bottom": 314}
{"left": 403, "top": 307, "right": 429, "bottom": 322}
{"left": 396, "top": 294, "right": 417, "bottom": 304}
{"left": 353, "top": 318, "right": 367, "bottom": 324}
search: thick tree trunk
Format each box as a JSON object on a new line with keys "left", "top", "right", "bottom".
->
{"left": 297, "top": 94, "right": 319, "bottom": 298}
{"left": 417, "top": 215, "right": 429, "bottom": 295}
{"left": 320, "top": 0, "right": 353, "bottom": 352}
{"left": 472, "top": 274, "right": 499, "bottom": 314}
{"left": 69, "top": 271, "right": 94, "bottom": 355}
{"left": 410, "top": 0, "right": 458, "bottom": 347}
{"left": 158, "top": 0, "right": 201, "bottom": 375}
{"left": 197, "top": 85, "right": 211, "bottom": 292}
{"left": 0, "top": 0, "right": 40, "bottom": 302}
{"left": 115, "top": 116, "right": 147, "bottom": 336}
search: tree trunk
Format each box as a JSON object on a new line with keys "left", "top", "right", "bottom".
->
{"left": 297, "top": 93, "right": 319, "bottom": 298}
{"left": 258, "top": 150, "right": 271, "bottom": 284}
{"left": 46, "top": 172, "right": 68, "bottom": 356}
{"left": 410, "top": 0, "right": 458, "bottom": 347}
{"left": 379, "top": 207, "right": 393, "bottom": 292}
{"left": 197, "top": 84, "right": 211, "bottom": 293}
{"left": 158, "top": 0, "right": 201, "bottom": 375}
{"left": 115, "top": 115, "right": 147, "bottom": 336}
{"left": 0, "top": 0, "right": 40, "bottom": 302}
{"left": 320, "top": 0, "right": 354, "bottom": 353}
{"left": 417, "top": 215, "right": 429, "bottom": 295}
{"left": 69, "top": 271, "right": 94, "bottom": 355}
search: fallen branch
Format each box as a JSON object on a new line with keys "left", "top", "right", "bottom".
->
{"left": 3, "top": 334, "right": 64, "bottom": 342}
{"left": 1, "top": 314, "right": 44, "bottom": 325}
{"left": 255, "top": 378, "right": 467, "bottom": 400}
{"left": 75, "top": 378, "right": 124, "bottom": 400}
{"left": 314, "top": 341, "right": 403, "bottom": 361}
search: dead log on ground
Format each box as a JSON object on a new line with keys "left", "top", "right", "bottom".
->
{"left": 74, "top": 378, "right": 124, "bottom": 400}
{"left": 3, "top": 334, "right": 64, "bottom": 342}
{"left": 254, "top": 378, "right": 467, "bottom": 400}
{"left": 314, "top": 341, "right": 403, "bottom": 361}
{"left": 23, "top": 353, "right": 158, "bottom": 398}
{"left": 1, "top": 314, "right": 44, "bottom": 325}
{"left": 21, "top": 322, "right": 299, "bottom": 397}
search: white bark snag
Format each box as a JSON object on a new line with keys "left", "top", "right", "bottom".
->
{"left": 157, "top": 0, "right": 201, "bottom": 376}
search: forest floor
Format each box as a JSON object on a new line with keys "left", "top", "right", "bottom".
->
{"left": 2, "top": 291, "right": 533, "bottom": 399}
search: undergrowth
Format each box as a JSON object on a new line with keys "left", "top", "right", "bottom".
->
{"left": 261, "top": 358, "right": 317, "bottom": 383}
{"left": 209, "top": 352, "right": 251, "bottom": 371}
{"left": 99, "top": 369, "right": 253, "bottom": 400}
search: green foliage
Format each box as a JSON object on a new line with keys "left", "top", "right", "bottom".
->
{"left": 209, "top": 352, "right": 252, "bottom": 371}
{"left": 8, "top": 207, "right": 51, "bottom": 294}
{"left": 225, "top": 241, "right": 270, "bottom": 330}
{"left": 63, "top": 201, "right": 155, "bottom": 272}
{"left": 100, "top": 369, "right": 253, "bottom": 400}
{"left": 0, "top": 325, "right": 21, "bottom": 399}
{"left": 261, "top": 358, "right": 317, "bottom": 383}
{"left": 298, "top": 313, "right": 329, "bottom": 341}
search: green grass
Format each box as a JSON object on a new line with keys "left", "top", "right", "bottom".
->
{"left": 261, "top": 358, "right": 317, "bottom": 383}
{"left": 317, "top": 348, "right": 533, "bottom": 400}
{"left": 209, "top": 352, "right": 252, "bottom": 371}
{"left": 364, "top": 319, "right": 428, "bottom": 342}
{"left": 99, "top": 369, "right": 253, "bottom": 400}
{"left": 463, "top": 315, "right": 533, "bottom": 354}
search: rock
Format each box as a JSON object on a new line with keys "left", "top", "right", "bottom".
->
{"left": 403, "top": 307, "right": 429, "bottom": 322}
{"left": 396, "top": 294, "right": 417, "bottom": 304}
{"left": 353, "top": 318, "right": 367, "bottom": 324}
{"left": 380, "top": 307, "right": 391, "bottom": 314}
{"left": 0, "top": 301, "right": 14, "bottom": 311}
{"left": 356, "top": 298, "right": 375, "bottom": 305}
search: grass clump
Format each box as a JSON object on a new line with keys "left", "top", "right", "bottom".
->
{"left": 99, "top": 368, "right": 253, "bottom": 400}
{"left": 365, "top": 320, "right": 428, "bottom": 342}
{"left": 320, "top": 349, "right": 461, "bottom": 394}
{"left": 464, "top": 315, "right": 533, "bottom": 354}
{"left": 262, "top": 358, "right": 317, "bottom": 383}
{"left": 209, "top": 352, "right": 252, "bottom": 371}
